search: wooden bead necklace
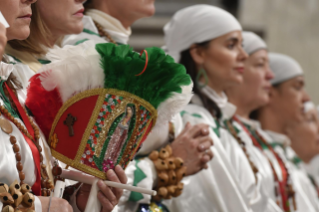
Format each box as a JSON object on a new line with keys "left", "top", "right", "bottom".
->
{"left": 0, "top": 104, "right": 54, "bottom": 196}
{"left": 224, "top": 119, "right": 259, "bottom": 183}
{"left": 232, "top": 116, "right": 297, "bottom": 211}
{"left": 93, "top": 21, "right": 117, "bottom": 45}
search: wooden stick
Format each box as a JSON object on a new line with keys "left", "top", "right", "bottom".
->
{"left": 61, "top": 169, "right": 157, "bottom": 196}
{"left": 104, "top": 180, "right": 157, "bottom": 196}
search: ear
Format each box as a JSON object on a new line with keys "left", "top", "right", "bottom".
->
{"left": 189, "top": 44, "right": 206, "bottom": 66}
{"left": 268, "top": 86, "right": 278, "bottom": 100}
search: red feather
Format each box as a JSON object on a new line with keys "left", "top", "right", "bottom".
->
{"left": 26, "top": 73, "right": 63, "bottom": 139}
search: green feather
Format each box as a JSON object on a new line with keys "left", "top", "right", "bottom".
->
{"left": 96, "top": 43, "right": 192, "bottom": 109}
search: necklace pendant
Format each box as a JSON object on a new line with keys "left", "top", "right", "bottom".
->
{"left": 0, "top": 117, "right": 13, "bottom": 134}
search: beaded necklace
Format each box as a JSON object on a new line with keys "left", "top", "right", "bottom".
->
{"left": 224, "top": 119, "right": 259, "bottom": 183}
{"left": 93, "top": 21, "right": 117, "bottom": 45}
{"left": 233, "top": 116, "right": 297, "bottom": 211}
{"left": 0, "top": 81, "right": 54, "bottom": 196}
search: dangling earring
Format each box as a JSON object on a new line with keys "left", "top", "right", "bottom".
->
{"left": 196, "top": 68, "right": 209, "bottom": 89}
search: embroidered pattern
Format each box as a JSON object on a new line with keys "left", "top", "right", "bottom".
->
{"left": 81, "top": 94, "right": 124, "bottom": 168}
{"left": 80, "top": 93, "right": 152, "bottom": 172}
{"left": 121, "top": 105, "right": 151, "bottom": 168}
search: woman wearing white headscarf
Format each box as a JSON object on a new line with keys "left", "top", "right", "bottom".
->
{"left": 163, "top": 5, "right": 271, "bottom": 212}
{"left": 255, "top": 53, "right": 319, "bottom": 212}
{"left": 226, "top": 32, "right": 291, "bottom": 212}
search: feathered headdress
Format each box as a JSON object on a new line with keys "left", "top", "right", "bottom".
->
{"left": 26, "top": 41, "right": 192, "bottom": 179}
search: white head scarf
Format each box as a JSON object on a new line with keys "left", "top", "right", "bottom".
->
{"left": 164, "top": 4, "right": 242, "bottom": 62}
{"left": 242, "top": 31, "right": 267, "bottom": 55}
{"left": 269, "top": 53, "right": 303, "bottom": 85}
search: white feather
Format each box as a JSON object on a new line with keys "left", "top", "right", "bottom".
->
{"left": 155, "top": 82, "right": 193, "bottom": 129}
{"left": 139, "top": 82, "right": 193, "bottom": 153}
{"left": 38, "top": 41, "right": 104, "bottom": 103}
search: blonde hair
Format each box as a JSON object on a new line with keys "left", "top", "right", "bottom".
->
{"left": 8, "top": 4, "right": 52, "bottom": 56}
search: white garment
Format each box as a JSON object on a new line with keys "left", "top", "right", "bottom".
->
{"left": 63, "top": 12, "right": 130, "bottom": 47}
{"left": 86, "top": 9, "right": 131, "bottom": 45}
{"left": 263, "top": 130, "right": 319, "bottom": 212}
{"left": 195, "top": 87, "right": 272, "bottom": 211}
{"left": 165, "top": 89, "right": 270, "bottom": 212}
{"left": 304, "top": 154, "right": 319, "bottom": 186}
{"left": 164, "top": 104, "right": 252, "bottom": 212}
{"left": 236, "top": 117, "right": 285, "bottom": 212}
{"left": 242, "top": 31, "right": 267, "bottom": 55}
{"left": 164, "top": 4, "right": 242, "bottom": 62}
{"left": 0, "top": 61, "right": 55, "bottom": 212}
{"left": 269, "top": 53, "right": 303, "bottom": 85}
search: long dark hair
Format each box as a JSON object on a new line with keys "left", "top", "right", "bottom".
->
{"left": 179, "top": 41, "right": 222, "bottom": 119}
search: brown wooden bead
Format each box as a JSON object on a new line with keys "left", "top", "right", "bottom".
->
{"left": 41, "top": 164, "right": 46, "bottom": 169}
{"left": 0, "top": 118, "right": 13, "bottom": 134}
{"left": 10, "top": 136, "right": 16, "bottom": 144}
{"left": 40, "top": 154, "right": 43, "bottom": 162}
{"left": 41, "top": 180, "right": 46, "bottom": 188}
{"left": 13, "top": 144, "right": 20, "bottom": 153}
{"left": 46, "top": 189, "right": 51, "bottom": 196}
{"left": 0, "top": 192, "right": 14, "bottom": 205}
{"left": 15, "top": 153, "right": 22, "bottom": 162}
{"left": 22, "top": 192, "right": 35, "bottom": 208}
{"left": 0, "top": 183, "right": 9, "bottom": 193}
{"left": 45, "top": 180, "right": 53, "bottom": 189}
{"left": 16, "top": 162, "right": 23, "bottom": 171}
{"left": 12, "top": 189, "right": 23, "bottom": 208}
{"left": 37, "top": 145, "right": 42, "bottom": 152}
{"left": 2, "top": 205, "right": 14, "bottom": 212}
{"left": 41, "top": 188, "right": 47, "bottom": 196}
{"left": 21, "top": 184, "right": 31, "bottom": 194}
{"left": 19, "top": 172, "right": 25, "bottom": 181}
{"left": 9, "top": 180, "right": 21, "bottom": 194}
{"left": 52, "top": 166, "right": 62, "bottom": 176}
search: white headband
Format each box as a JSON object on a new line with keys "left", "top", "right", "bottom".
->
{"left": 164, "top": 4, "right": 242, "bottom": 62}
{"left": 242, "top": 31, "right": 267, "bottom": 55}
{"left": 269, "top": 53, "right": 303, "bottom": 85}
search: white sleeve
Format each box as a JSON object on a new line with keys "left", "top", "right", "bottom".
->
{"left": 34, "top": 196, "right": 42, "bottom": 212}
{"left": 117, "top": 158, "right": 157, "bottom": 212}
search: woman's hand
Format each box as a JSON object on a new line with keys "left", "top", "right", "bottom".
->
{"left": 38, "top": 196, "right": 73, "bottom": 212}
{"left": 170, "top": 123, "right": 214, "bottom": 176}
{"left": 0, "top": 23, "right": 7, "bottom": 61}
{"left": 76, "top": 165, "right": 128, "bottom": 212}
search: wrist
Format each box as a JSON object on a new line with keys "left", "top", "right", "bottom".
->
{"left": 148, "top": 145, "right": 186, "bottom": 201}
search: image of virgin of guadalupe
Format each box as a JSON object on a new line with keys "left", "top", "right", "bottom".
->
{"left": 100, "top": 104, "right": 136, "bottom": 171}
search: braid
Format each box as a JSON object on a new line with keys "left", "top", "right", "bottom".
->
{"left": 93, "top": 21, "right": 117, "bottom": 45}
